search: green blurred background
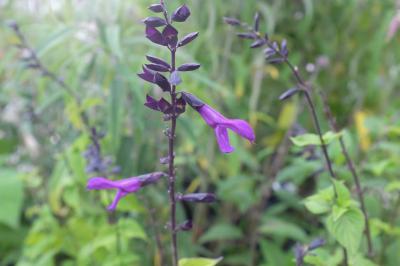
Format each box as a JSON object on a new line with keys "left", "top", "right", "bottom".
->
{"left": 1, "top": 0, "right": 400, "bottom": 265}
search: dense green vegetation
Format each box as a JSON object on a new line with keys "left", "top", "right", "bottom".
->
{"left": 1, "top": 0, "right": 400, "bottom": 265}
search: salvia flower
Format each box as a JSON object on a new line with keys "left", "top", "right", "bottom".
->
{"left": 182, "top": 92, "right": 255, "bottom": 153}
{"left": 87, "top": 172, "right": 166, "bottom": 211}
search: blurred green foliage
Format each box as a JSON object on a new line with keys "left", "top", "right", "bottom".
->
{"left": 1, "top": 0, "right": 400, "bottom": 265}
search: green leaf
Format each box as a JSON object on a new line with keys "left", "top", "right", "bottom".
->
{"left": 198, "top": 223, "right": 242, "bottom": 243}
{"left": 0, "top": 169, "right": 24, "bottom": 228}
{"left": 304, "top": 248, "right": 343, "bottom": 266}
{"left": 327, "top": 207, "right": 365, "bottom": 254}
{"left": 179, "top": 257, "right": 223, "bottom": 266}
{"left": 259, "top": 218, "right": 307, "bottom": 242}
{"left": 106, "top": 24, "right": 123, "bottom": 59}
{"left": 349, "top": 254, "right": 377, "bottom": 266}
{"left": 290, "top": 131, "right": 343, "bottom": 147}
{"left": 333, "top": 180, "right": 351, "bottom": 207}
{"left": 304, "top": 186, "right": 335, "bottom": 214}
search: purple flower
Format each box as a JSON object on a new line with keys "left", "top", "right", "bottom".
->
{"left": 87, "top": 172, "right": 165, "bottom": 211}
{"left": 182, "top": 92, "right": 255, "bottom": 153}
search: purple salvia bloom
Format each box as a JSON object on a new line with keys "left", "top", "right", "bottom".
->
{"left": 87, "top": 172, "right": 165, "bottom": 211}
{"left": 182, "top": 92, "right": 255, "bottom": 153}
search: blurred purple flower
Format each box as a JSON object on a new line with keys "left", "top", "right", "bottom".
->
{"left": 87, "top": 172, "right": 165, "bottom": 211}
{"left": 387, "top": 12, "right": 400, "bottom": 41}
{"left": 182, "top": 92, "right": 255, "bottom": 153}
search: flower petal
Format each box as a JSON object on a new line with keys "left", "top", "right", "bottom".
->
{"left": 107, "top": 190, "right": 128, "bottom": 211}
{"left": 198, "top": 104, "right": 227, "bottom": 127}
{"left": 87, "top": 177, "right": 118, "bottom": 190}
{"left": 214, "top": 126, "right": 234, "bottom": 153}
{"left": 222, "top": 119, "right": 255, "bottom": 143}
{"left": 113, "top": 177, "right": 142, "bottom": 193}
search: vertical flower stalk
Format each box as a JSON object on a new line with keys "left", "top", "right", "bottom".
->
{"left": 139, "top": 3, "right": 254, "bottom": 265}
{"left": 320, "top": 92, "right": 373, "bottom": 257}
{"left": 224, "top": 15, "right": 338, "bottom": 191}
{"left": 224, "top": 14, "right": 375, "bottom": 265}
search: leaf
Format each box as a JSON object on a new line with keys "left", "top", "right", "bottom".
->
{"left": 333, "top": 180, "right": 351, "bottom": 208}
{"left": 0, "top": 168, "right": 24, "bottom": 228}
{"left": 290, "top": 131, "right": 343, "bottom": 147}
{"left": 179, "top": 257, "right": 223, "bottom": 266}
{"left": 198, "top": 223, "right": 242, "bottom": 243}
{"left": 304, "top": 186, "right": 335, "bottom": 214}
{"left": 259, "top": 218, "right": 307, "bottom": 241}
{"left": 349, "top": 254, "right": 377, "bottom": 266}
{"left": 326, "top": 207, "right": 365, "bottom": 254}
{"left": 105, "top": 24, "right": 123, "bottom": 59}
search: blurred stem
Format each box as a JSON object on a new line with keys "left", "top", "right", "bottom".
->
{"left": 140, "top": 195, "right": 165, "bottom": 266}
{"left": 278, "top": 56, "right": 337, "bottom": 180}
{"left": 320, "top": 92, "right": 373, "bottom": 257}
{"left": 168, "top": 48, "right": 179, "bottom": 266}
{"left": 9, "top": 20, "right": 128, "bottom": 262}
{"left": 8, "top": 21, "right": 93, "bottom": 136}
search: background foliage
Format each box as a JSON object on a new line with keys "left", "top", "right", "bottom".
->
{"left": 1, "top": 0, "right": 400, "bottom": 265}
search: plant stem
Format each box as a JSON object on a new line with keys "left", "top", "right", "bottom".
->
{"left": 320, "top": 92, "right": 373, "bottom": 257}
{"left": 276, "top": 52, "right": 338, "bottom": 195}
{"left": 168, "top": 48, "right": 179, "bottom": 266}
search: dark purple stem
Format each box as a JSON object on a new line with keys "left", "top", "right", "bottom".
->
{"left": 168, "top": 47, "right": 178, "bottom": 266}
{"left": 269, "top": 43, "right": 338, "bottom": 183}
{"left": 320, "top": 92, "right": 373, "bottom": 257}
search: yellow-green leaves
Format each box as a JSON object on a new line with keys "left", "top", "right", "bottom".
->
{"left": 0, "top": 168, "right": 24, "bottom": 228}
{"left": 304, "top": 180, "right": 365, "bottom": 254}
{"left": 290, "top": 131, "right": 343, "bottom": 147}
{"left": 304, "top": 186, "right": 335, "bottom": 214}
{"left": 326, "top": 207, "right": 365, "bottom": 254}
{"left": 179, "top": 257, "right": 223, "bottom": 266}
